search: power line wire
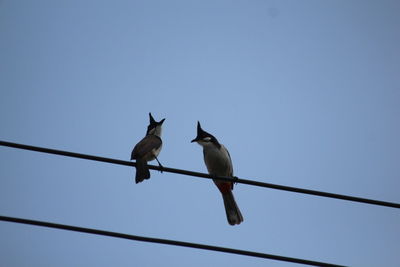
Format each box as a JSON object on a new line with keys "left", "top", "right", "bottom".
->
{"left": 1, "top": 140, "right": 399, "bottom": 209}
{"left": 0, "top": 215, "right": 346, "bottom": 267}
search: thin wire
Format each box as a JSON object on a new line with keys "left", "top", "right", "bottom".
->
{"left": 1, "top": 140, "right": 399, "bottom": 209}
{"left": 0, "top": 215, "right": 346, "bottom": 267}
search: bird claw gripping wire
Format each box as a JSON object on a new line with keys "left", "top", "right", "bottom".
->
{"left": 155, "top": 157, "right": 164, "bottom": 173}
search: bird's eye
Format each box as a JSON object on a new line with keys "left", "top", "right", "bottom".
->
{"left": 203, "top": 137, "right": 211, "bottom": 142}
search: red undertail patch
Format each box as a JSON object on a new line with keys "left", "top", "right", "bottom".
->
{"left": 216, "top": 182, "right": 233, "bottom": 194}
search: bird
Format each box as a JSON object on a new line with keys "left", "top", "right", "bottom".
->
{"left": 131, "top": 113, "right": 165, "bottom": 183}
{"left": 191, "top": 121, "right": 243, "bottom": 225}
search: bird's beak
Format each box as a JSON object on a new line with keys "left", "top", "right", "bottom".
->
{"left": 160, "top": 118, "right": 166, "bottom": 124}
{"left": 191, "top": 137, "right": 199, "bottom": 143}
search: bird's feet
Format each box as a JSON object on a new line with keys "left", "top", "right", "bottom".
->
{"left": 155, "top": 157, "right": 164, "bottom": 173}
{"left": 158, "top": 163, "right": 164, "bottom": 173}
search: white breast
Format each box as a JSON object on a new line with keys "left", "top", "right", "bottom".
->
{"left": 203, "top": 144, "right": 233, "bottom": 177}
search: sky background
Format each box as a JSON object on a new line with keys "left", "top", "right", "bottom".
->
{"left": 1, "top": 1, "right": 399, "bottom": 266}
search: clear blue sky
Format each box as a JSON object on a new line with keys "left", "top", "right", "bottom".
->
{"left": 1, "top": 1, "right": 399, "bottom": 266}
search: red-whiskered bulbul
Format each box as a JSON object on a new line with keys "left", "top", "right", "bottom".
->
{"left": 131, "top": 113, "right": 165, "bottom": 183}
{"left": 191, "top": 121, "right": 243, "bottom": 225}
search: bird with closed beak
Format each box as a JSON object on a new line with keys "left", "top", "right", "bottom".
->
{"left": 191, "top": 121, "right": 243, "bottom": 225}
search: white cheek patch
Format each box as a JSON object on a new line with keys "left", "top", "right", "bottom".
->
{"left": 203, "top": 137, "right": 211, "bottom": 142}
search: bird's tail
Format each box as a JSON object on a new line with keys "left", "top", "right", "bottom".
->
{"left": 222, "top": 191, "right": 243, "bottom": 225}
{"left": 135, "top": 159, "right": 150, "bottom": 183}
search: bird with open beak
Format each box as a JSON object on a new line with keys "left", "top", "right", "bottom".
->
{"left": 131, "top": 113, "right": 165, "bottom": 183}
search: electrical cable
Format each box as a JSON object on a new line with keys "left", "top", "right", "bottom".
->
{"left": 0, "top": 215, "right": 346, "bottom": 267}
{"left": 1, "top": 140, "right": 399, "bottom": 209}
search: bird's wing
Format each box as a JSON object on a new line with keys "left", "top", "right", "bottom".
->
{"left": 131, "top": 135, "right": 162, "bottom": 160}
{"left": 222, "top": 145, "right": 235, "bottom": 190}
{"left": 223, "top": 145, "right": 234, "bottom": 177}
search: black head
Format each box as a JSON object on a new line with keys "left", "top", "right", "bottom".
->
{"left": 191, "top": 121, "right": 220, "bottom": 148}
{"left": 146, "top": 113, "right": 165, "bottom": 135}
